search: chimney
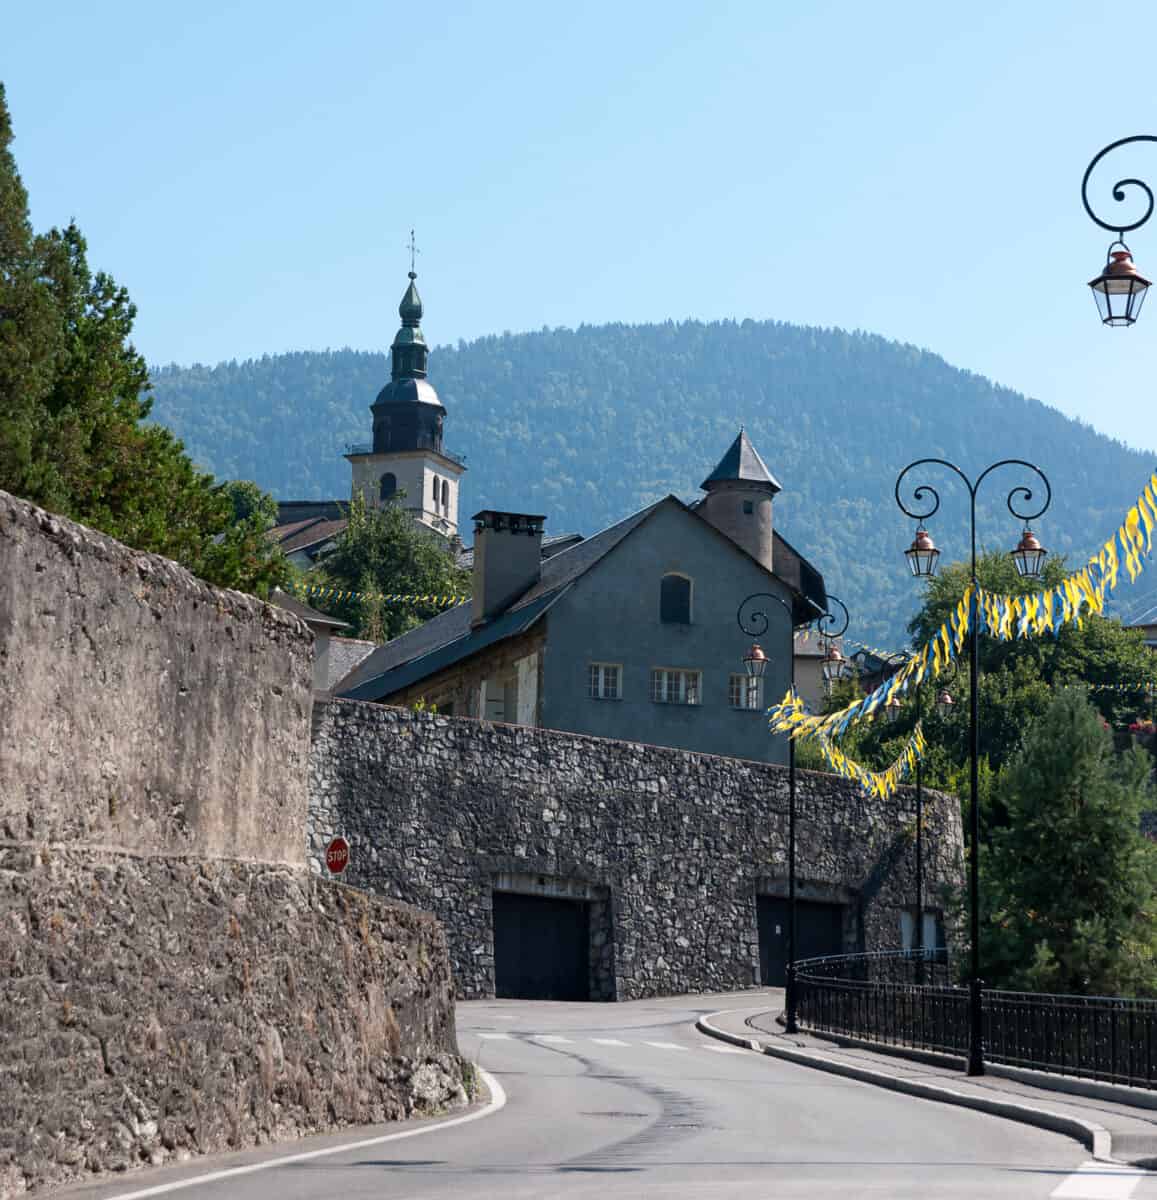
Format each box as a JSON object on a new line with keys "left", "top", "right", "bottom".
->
{"left": 471, "top": 510, "right": 546, "bottom": 625}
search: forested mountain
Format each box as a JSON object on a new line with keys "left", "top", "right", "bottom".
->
{"left": 149, "top": 320, "right": 1155, "bottom": 646}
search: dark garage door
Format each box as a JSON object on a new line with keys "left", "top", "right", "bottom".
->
{"left": 493, "top": 891, "right": 591, "bottom": 1001}
{"left": 757, "top": 896, "right": 845, "bottom": 986}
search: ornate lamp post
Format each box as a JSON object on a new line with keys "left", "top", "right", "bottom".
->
{"left": 739, "top": 591, "right": 850, "bottom": 1033}
{"left": 895, "top": 459, "right": 1051, "bottom": 1075}
{"left": 1082, "top": 137, "right": 1156, "bottom": 325}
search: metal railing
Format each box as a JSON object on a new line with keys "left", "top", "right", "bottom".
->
{"left": 793, "top": 950, "right": 1157, "bottom": 1088}
{"left": 344, "top": 442, "right": 467, "bottom": 467}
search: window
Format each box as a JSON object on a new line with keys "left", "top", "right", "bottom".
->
{"left": 900, "top": 911, "right": 944, "bottom": 952}
{"left": 660, "top": 573, "right": 692, "bottom": 624}
{"left": 742, "top": 499, "right": 755, "bottom": 515}
{"left": 650, "top": 668, "right": 701, "bottom": 705}
{"left": 432, "top": 476, "right": 441, "bottom": 509}
{"left": 379, "top": 472, "right": 397, "bottom": 501}
{"left": 441, "top": 479, "right": 450, "bottom": 509}
{"left": 729, "top": 673, "right": 761, "bottom": 710}
{"left": 587, "top": 663, "right": 622, "bottom": 700}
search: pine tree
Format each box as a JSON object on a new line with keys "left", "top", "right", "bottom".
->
{"left": 982, "top": 686, "right": 1157, "bottom": 996}
{"left": 0, "top": 86, "right": 285, "bottom": 596}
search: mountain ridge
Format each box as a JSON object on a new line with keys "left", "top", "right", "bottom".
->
{"left": 148, "top": 317, "right": 1155, "bottom": 645}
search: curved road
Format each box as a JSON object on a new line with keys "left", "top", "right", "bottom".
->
{"left": 69, "top": 991, "right": 1155, "bottom": 1200}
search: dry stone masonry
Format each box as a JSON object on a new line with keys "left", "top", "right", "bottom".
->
{"left": 308, "top": 701, "right": 965, "bottom": 1001}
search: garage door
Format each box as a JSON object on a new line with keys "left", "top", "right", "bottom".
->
{"left": 757, "top": 896, "right": 845, "bottom": 986}
{"left": 492, "top": 891, "right": 591, "bottom": 1001}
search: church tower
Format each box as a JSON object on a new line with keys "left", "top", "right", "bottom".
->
{"left": 346, "top": 268, "right": 466, "bottom": 538}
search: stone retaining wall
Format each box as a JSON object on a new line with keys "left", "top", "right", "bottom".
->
{"left": 308, "top": 701, "right": 965, "bottom": 1001}
{"left": 0, "top": 847, "right": 465, "bottom": 1198}
{"left": 0, "top": 489, "right": 313, "bottom": 864}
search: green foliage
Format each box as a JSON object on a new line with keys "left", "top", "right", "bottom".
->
{"left": 148, "top": 320, "right": 1157, "bottom": 646}
{"left": 981, "top": 687, "right": 1157, "bottom": 996}
{"left": 306, "top": 491, "right": 470, "bottom": 640}
{"left": 0, "top": 86, "right": 285, "bottom": 598}
{"left": 223, "top": 479, "right": 279, "bottom": 531}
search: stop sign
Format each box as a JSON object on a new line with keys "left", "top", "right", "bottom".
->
{"left": 325, "top": 835, "right": 350, "bottom": 874}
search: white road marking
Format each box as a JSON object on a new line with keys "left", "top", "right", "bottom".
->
{"left": 102, "top": 1068, "right": 506, "bottom": 1200}
{"left": 590, "top": 1038, "right": 629, "bottom": 1046}
{"left": 478, "top": 1032, "right": 513, "bottom": 1040}
{"left": 644, "top": 1041, "right": 686, "bottom": 1050}
{"left": 533, "top": 1035, "right": 573, "bottom": 1044}
{"left": 701, "top": 1044, "right": 746, "bottom": 1053}
{"left": 1051, "top": 1162, "right": 1145, "bottom": 1199}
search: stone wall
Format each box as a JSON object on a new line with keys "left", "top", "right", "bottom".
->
{"left": 309, "top": 701, "right": 965, "bottom": 1001}
{"left": 0, "top": 494, "right": 467, "bottom": 1197}
{"left": 0, "top": 489, "right": 313, "bottom": 864}
{"left": 0, "top": 847, "right": 464, "bottom": 1197}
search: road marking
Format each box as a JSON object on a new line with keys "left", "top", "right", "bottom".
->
{"left": 102, "top": 1068, "right": 506, "bottom": 1200}
{"left": 701, "top": 1044, "right": 746, "bottom": 1053}
{"left": 533, "top": 1035, "right": 573, "bottom": 1044}
{"left": 644, "top": 1041, "right": 686, "bottom": 1050}
{"left": 590, "top": 1037, "right": 629, "bottom": 1046}
{"left": 1051, "top": 1162, "right": 1145, "bottom": 1199}
{"left": 478, "top": 1032, "right": 513, "bottom": 1040}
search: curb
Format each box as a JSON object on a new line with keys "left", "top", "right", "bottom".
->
{"left": 696, "top": 1011, "right": 1112, "bottom": 1161}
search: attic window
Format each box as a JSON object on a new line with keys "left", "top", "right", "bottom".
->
{"left": 660, "top": 574, "right": 692, "bottom": 624}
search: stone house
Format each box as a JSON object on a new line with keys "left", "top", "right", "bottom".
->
{"left": 334, "top": 431, "right": 827, "bottom": 765}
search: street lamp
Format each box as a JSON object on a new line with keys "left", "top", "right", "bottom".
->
{"left": 738, "top": 590, "right": 850, "bottom": 1034}
{"left": 1082, "top": 136, "right": 1157, "bottom": 326}
{"left": 895, "top": 458, "right": 1052, "bottom": 1075}
{"left": 905, "top": 526, "right": 941, "bottom": 578}
{"left": 821, "top": 641, "right": 848, "bottom": 693}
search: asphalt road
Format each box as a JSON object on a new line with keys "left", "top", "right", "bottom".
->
{"left": 65, "top": 990, "right": 1157, "bottom": 1200}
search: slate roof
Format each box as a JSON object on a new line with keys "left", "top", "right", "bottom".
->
{"left": 269, "top": 588, "right": 349, "bottom": 630}
{"left": 335, "top": 502, "right": 661, "bottom": 698}
{"left": 273, "top": 518, "right": 348, "bottom": 557}
{"left": 322, "top": 636, "right": 378, "bottom": 693}
{"left": 335, "top": 496, "right": 827, "bottom": 703}
{"left": 455, "top": 531, "right": 583, "bottom": 570}
{"left": 701, "top": 430, "right": 782, "bottom": 493}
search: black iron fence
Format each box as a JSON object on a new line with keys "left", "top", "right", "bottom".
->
{"left": 793, "top": 950, "right": 1157, "bottom": 1088}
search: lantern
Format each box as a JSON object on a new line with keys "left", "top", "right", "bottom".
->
{"left": 1089, "top": 246, "right": 1151, "bottom": 327}
{"left": 743, "top": 642, "right": 768, "bottom": 679}
{"left": 821, "top": 641, "right": 847, "bottom": 685}
{"left": 1011, "top": 525, "right": 1047, "bottom": 579}
{"left": 883, "top": 695, "right": 904, "bottom": 725}
{"left": 935, "top": 689, "right": 955, "bottom": 716}
{"left": 905, "top": 526, "right": 940, "bottom": 578}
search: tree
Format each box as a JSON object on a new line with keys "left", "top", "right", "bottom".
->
{"left": 306, "top": 491, "right": 470, "bottom": 640}
{"left": 222, "top": 479, "right": 279, "bottom": 530}
{"left": 0, "top": 86, "right": 285, "bottom": 597}
{"left": 981, "top": 687, "right": 1157, "bottom": 996}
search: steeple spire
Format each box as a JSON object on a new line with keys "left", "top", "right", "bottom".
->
{"left": 391, "top": 264, "right": 428, "bottom": 380}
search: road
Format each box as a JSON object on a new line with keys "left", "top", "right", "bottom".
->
{"left": 67, "top": 990, "right": 1157, "bottom": 1200}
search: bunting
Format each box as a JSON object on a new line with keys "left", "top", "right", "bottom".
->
{"left": 291, "top": 584, "right": 467, "bottom": 607}
{"left": 769, "top": 468, "right": 1157, "bottom": 745}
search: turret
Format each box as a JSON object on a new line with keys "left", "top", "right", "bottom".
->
{"left": 698, "top": 430, "right": 781, "bottom": 573}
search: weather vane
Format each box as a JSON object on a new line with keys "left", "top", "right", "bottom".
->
{"left": 407, "top": 229, "right": 420, "bottom": 276}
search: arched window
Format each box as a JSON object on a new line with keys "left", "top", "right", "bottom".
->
{"left": 441, "top": 479, "right": 450, "bottom": 510}
{"left": 379, "top": 472, "right": 397, "bottom": 501}
{"left": 660, "top": 573, "right": 692, "bottom": 624}
{"left": 432, "top": 476, "right": 441, "bottom": 510}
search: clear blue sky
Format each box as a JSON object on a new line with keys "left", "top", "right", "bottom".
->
{"left": 6, "top": 1, "right": 1157, "bottom": 453}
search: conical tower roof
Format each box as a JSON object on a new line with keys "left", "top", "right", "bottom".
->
{"left": 701, "top": 430, "right": 782, "bottom": 493}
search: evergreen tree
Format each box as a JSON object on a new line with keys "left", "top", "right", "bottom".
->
{"left": 306, "top": 491, "right": 470, "bottom": 640}
{"left": 0, "top": 85, "right": 285, "bottom": 596}
{"left": 981, "top": 686, "right": 1157, "bottom": 996}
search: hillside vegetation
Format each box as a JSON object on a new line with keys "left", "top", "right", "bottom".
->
{"left": 149, "top": 320, "right": 1154, "bottom": 645}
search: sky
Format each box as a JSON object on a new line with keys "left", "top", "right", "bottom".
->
{"left": 6, "top": 1, "right": 1157, "bottom": 453}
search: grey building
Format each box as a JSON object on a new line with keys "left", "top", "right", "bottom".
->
{"left": 336, "top": 431, "right": 827, "bottom": 764}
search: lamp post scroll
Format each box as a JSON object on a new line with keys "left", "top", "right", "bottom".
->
{"left": 895, "top": 457, "right": 1051, "bottom": 1076}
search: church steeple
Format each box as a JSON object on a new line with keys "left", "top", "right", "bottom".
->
{"left": 347, "top": 250, "right": 465, "bottom": 540}
{"left": 391, "top": 271, "right": 429, "bottom": 380}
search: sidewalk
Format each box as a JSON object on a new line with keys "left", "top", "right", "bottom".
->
{"left": 699, "top": 1003, "right": 1157, "bottom": 1166}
